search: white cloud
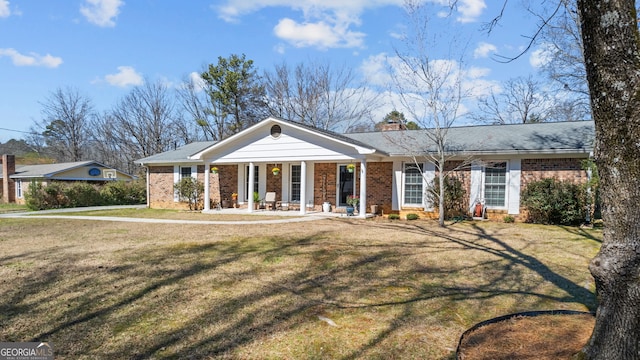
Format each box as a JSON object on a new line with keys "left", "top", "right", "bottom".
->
{"left": 473, "top": 42, "right": 496, "bottom": 58}
{"left": 455, "top": 0, "right": 486, "bottom": 23}
{"left": 530, "top": 43, "right": 554, "bottom": 68}
{"left": 0, "top": 48, "right": 63, "bottom": 68}
{"left": 274, "top": 17, "right": 365, "bottom": 49}
{"left": 188, "top": 72, "right": 206, "bottom": 92}
{"left": 80, "top": 0, "right": 124, "bottom": 27}
{"left": 360, "top": 52, "right": 499, "bottom": 119}
{"left": 360, "top": 53, "right": 393, "bottom": 87}
{"left": 104, "top": 66, "right": 143, "bottom": 87}
{"left": 215, "top": 0, "right": 399, "bottom": 49}
{"left": 215, "top": 1, "right": 486, "bottom": 49}
{"left": 273, "top": 43, "right": 286, "bottom": 54}
{"left": 0, "top": 0, "right": 10, "bottom": 18}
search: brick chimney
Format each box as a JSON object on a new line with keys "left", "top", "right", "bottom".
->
{"left": 380, "top": 120, "right": 406, "bottom": 131}
{"left": 2, "top": 154, "right": 16, "bottom": 203}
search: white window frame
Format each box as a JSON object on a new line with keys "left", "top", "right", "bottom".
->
{"left": 15, "top": 179, "right": 22, "bottom": 199}
{"left": 174, "top": 165, "right": 197, "bottom": 202}
{"left": 290, "top": 164, "right": 301, "bottom": 203}
{"left": 482, "top": 161, "right": 509, "bottom": 209}
{"left": 402, "top": 162, "right": 425, "bottom": 207}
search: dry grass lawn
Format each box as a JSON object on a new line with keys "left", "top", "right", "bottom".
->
{"left": 0, "top": 212, "right": 601, "bottom": 359}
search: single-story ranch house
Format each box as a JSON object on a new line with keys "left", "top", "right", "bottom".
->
{"left": 0, "top": 154, "right": 136, "bottom": 204}
{"left": 136, "top": 117, "right": 594, "bottom": 220}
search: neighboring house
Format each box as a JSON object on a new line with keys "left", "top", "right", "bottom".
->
{"left": 0, "top": 154, "right": 137, "bottom": 204}
{"left": 136, "top": 117, "right": 594, "bottom": 220}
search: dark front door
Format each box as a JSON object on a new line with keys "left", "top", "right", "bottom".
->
{"left": 338, "top": 165, "right": 355, "bottom": 206}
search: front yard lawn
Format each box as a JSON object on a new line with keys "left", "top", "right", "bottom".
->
{"left": 0, "top": 215, "right": 600, "bottom": 359}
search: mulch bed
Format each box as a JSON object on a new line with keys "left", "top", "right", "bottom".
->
{"left": 457, "top": 311, "right": 595, "bottom": 360}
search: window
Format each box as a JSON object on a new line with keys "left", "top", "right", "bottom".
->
{"left": 290, "top": 165, "right": 301, "bottom": 202}
{"left": 484, "top": 162, "right": 507, "bottom": 207}
{"left": 270, "top": 125, "right": 282, "bottom": 138}
{"left": 180, "top": 166, "right": 192, "bottom": 179}
{"left": 404, "top": 163, "right": 424, "bottom": 205}
{"left": 16, "top": 179, "right": 22, "bottom": 198}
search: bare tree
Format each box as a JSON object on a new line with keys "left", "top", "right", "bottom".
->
{"left": 390, "top": 0, "right": 473, "bottom": 227}
{"left": 32, "top": 87, "right": 95, "bottom": 162}
{"left": 263, "top": 60, "right": 377, "bottom": 132}
{"left": 177, "top": 73, "right": 226, "bottom": 141}
{"left": 93, "top": 80, "right": 181, "bottom": 174}
{"left": 474, "top": 75, "right": 550, "bottom": 124}
{"left": 537, "top": 0, "right": 591, "bottom": 118}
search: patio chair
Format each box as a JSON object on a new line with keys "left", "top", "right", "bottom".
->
{"left": 264, "top": 192, "right": 277, "bottom": 211}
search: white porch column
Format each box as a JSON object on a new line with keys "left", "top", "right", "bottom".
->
{"left": 248, "top": 162, "right": 255, "bottom": 213}
{"left": 300, "top": 161, "right": 307, "bottom": 215}
{"left": 204, "top": 163, "right": 210, "bottom": 211}
{"left": 359, "top": 159, "right": 367, "bottom": 217}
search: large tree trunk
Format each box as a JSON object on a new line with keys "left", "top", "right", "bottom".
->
{"left": 578, "top": 0, "right": 640, "bottom": 358}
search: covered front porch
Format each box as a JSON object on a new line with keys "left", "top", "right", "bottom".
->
{"left": 186, "top": 117, "right": 383, "bottom": 219}
{"left": 201, "top": 160, "right": 371, "bottom": 218}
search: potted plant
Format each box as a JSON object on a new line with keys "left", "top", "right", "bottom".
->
{"left": 272, "top": 167, "right": 280, "bottom": 176}
{"left": 253, "top": 191, "right": 261, "bottom": 209}
{"left": 346, "top": 195, "right": 359, "bottom": 216}
{"left": 346, "top": 163, "right": 355, "bottom": 173}
{"left": 211, "top": 166, "right": 219, "bottom": 174}
{"left": 231, "top": 192, "right": 238, "bottom": 208}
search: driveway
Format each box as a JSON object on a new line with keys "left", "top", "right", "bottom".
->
{"left": 0, "top": 205, "right": 352, "bottom": 224}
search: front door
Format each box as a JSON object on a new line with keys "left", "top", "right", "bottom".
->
{"left": 338, "top": 165, "right": 355, "bottom": 206}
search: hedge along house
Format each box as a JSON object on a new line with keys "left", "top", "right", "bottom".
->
{"left": 136, "top": 117, "right": 595, "bottom": 220}
{"left": 0, "top": 154, "right": 137, "bottom": 204}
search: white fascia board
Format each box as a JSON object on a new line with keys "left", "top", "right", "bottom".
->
{"left": 387, "top": 149, "right": 591, "bottom": 158}
{"left": 136, "top": 160, "right": 202, "bottom": 167}
{"left": 189, "top": 117, "right": 377, "bottom": 160}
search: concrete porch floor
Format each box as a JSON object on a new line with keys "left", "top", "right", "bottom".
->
{"left": 201, "top": 207, "right": 374, "bottom": 218}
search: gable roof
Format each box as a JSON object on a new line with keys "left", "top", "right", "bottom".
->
{"left": 0, "top": 160, "right": 136, "bottom": 180}
{"left": 346, "top": 121, "right": 594, "bottom": 156}
{"left": 188, "top": 117, "right": 382, "bottom": 161}
{"left": 136, "top": 141, "right": 217, "bottom": 165}
{"left": 134, "top": 119, "right": 595, "bottom": 165}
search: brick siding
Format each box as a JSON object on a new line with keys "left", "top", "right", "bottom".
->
{"left": 521, "top": 158, "right": 585, "bottom": 186}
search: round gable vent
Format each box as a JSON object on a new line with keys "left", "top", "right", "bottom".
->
{"left": 270, "top": 124, "right": 282, "bottom": 138}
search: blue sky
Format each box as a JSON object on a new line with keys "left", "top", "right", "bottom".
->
{"left": 0, "top": 0, "right": 550, "bottom": 141}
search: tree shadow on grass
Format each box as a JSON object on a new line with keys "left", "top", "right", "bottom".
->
{"left": 0, "top": 220, "right": 598, "bottom": 359}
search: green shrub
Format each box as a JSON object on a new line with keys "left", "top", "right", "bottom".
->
{"left": 503, "top": 215, "right": 515, "bottom": 223}
{"left": 43, "top": 182, "right": 70, "bottom": 209}
{"left": 65, "top": 182, "right": 102, "bottom": 207}
{"left": 174, "top": 177, "right": 204, "bottom": 210}
{"left": 521, "top": 178, "right": 586, "bottom": 225}
{"left": 388, "top": 214, "right": 400, "bottom": 220}
{"left": 25, "top": 179, "right": 146, "bottom": 211}
{"left": 427, "top": 176, "right": 467, "bottom": 220}
{"left": 24, "top": 180, "right": 46, "bottom": 210}
{"left": 406, "top": 213, "right": 419, "bottom": 220}
{"left": 101, "top": 180, "right": 146, "bottom": 205}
